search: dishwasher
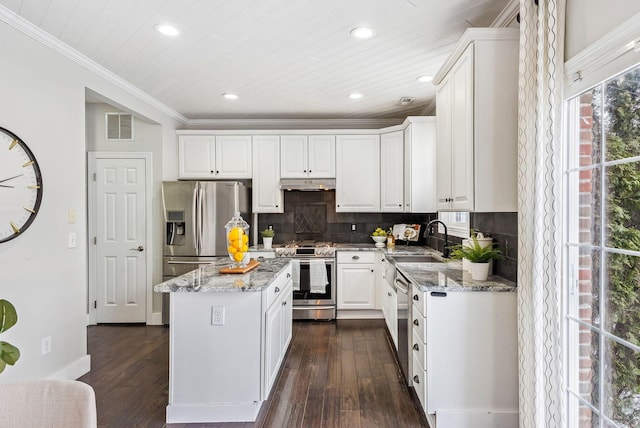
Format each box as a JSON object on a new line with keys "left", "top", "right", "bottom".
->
{"left": 394, "top": 267, "right": 412, "bottom": 385}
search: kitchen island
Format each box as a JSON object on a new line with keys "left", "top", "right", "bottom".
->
{"left": 154, "top": 257, "right": 292, "bottom": 424}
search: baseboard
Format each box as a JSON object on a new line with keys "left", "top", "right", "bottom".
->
{"left": 166, "top": 402, "right": 262, "bottom": 423}
{"left": 149, "top": 311, "right": 163, "bottom": 325}
{"left": 46, "top": 355, "right": 91, "bottom": 381}
{"left": 336, "top": 309, "right": 384, "bottom": 319}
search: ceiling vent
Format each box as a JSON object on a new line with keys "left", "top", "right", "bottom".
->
{"left": 397, "top": 97, "right": 414, "bottom": 106}
{"left": 105, "top": 112, "right": 134, "bottom": 141}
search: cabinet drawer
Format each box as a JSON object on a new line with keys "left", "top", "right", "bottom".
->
{"left": 337, "top": 251, "right": 375, "bottom": 264}
{"left": 412, "top": 328, "right": 427, "bottom": 370}
{"left": 412, "top": 288, "right": 427, "bottom": 317}
{"left": 265, "top": 266, "right": 292, "bottom": 309}
{"left": 412, "top": 307, "right": 426, "bottom": 344}
{"left": 412, "top": 354, "right": 427, "bottom": 413}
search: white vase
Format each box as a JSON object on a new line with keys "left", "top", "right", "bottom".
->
{"left": 469, "top": 262, "right": 490, "bottom": 281}
{"left": 262, "top": 237, "right": 273, "bottom": 249}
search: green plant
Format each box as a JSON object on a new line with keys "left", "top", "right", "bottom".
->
{"left": 261, "top": 228, "right": 275, "bottom": 238}
{"left": 0, "top": 299, "right": 20, "bottom": 373}
{"left": 449, "top": 235, "right": 503, "bottom": 263}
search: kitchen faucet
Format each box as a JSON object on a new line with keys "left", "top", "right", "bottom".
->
{"left": 425, "top": 220, "right": 450, "bottom": 258}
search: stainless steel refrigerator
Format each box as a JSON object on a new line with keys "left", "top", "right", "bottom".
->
{"left": 161, "top": 181, "right": 251, "bottom": 324}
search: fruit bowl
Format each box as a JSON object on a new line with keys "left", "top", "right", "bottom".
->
{"left": 371, "top": 235, "right": 387, "bottom": 247}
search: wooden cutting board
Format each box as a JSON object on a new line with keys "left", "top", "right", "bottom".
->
{"left": 219, "top": 259, "right": 260, "bottom": 274}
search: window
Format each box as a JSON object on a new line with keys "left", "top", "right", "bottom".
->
{"left": 565, "top": 64, "right": 640, "bottom": 427}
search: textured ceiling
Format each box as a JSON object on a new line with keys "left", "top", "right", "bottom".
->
{"left": 1, "top": 0, "right": 510, "bottom": 120}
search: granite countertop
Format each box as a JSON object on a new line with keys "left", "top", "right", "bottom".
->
{"left": 395, "top": 260, "right": 516, "bottom": 292}
{"left": 154, "top": 257, "right": 291, "bottom": 293}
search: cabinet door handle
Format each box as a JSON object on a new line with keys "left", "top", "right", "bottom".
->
{"left": 282, "top": 301, "right": 287, "bottom": 306}
{"left": 388, "top": 292, "right": 393, "bottom": 297}
{"left": 413, "top": 319, "right": 419, "bottom": 326}
{"left": 309, "top": 170, "right": 312, "bottom": 173}
{"left": 286, "top": 273, "right": 291, "bottom": 278}
{"left": 413, "top": 375, "right": 420, "bottom": 384}
{"left": 216, "top": 170, "right": 219, "bottom": 174}
{"left": 371, "top": 269, "right": 374, "bottom": 273}
{"left": 275, "top": 287, "right": 280, "bottom": 293}
{"left": 413, "top": 294, "right": 419, "bottom": 301}
{"left": 413, "top": 343, "right": 419, "bottom": 351}
{"left": 398, "top": 204, "right": 402, "bottom": 207}
{"left": 352, "top": 255, "right": 360, "bottom": 260}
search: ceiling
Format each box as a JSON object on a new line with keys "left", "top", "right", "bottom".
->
{"left": 1, "top": 0, "right": 512, "bottom": 121}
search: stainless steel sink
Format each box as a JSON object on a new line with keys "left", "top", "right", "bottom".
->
{"left": 392, "top": 255, "right": 443, "bottom": 263}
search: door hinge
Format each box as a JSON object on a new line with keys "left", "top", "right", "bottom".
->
{"left": 93, "top": 173, "right": 96, "bottom": 181}
{"left": 93, "top": 236, "right": 97, "bottom": 245}
{"left": 93, "top": 301, "right": 97, "bottom": 309}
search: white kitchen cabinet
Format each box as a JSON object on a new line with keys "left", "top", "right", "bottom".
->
{"left": 178, "top": 135, "right": 252, "bottom": 179}
{"left": 380, "top": 131, "right": 404, "bottom": 212}
{"left": 381, "top": 277, "right": 397, "bottom": 348}
{"left": 434, "top": 28, "right": 519, "bottom": 212}
{"left": 410, "top": 287, "right": 518, "bottom": 427}
{"left": 404, "top": 118, "right": 437, "bottom": 213}
{"left": 335, "top": 135, "right": 380, "bottom": 212}
{"left": 280, "top": 135, "right": 335, "bottom": 178}
{"left": 336, "top": 251, "right": 375, "bottom": 310}
{"left": 252, "top": 136, "right": 283, "bottom": 213}
{"left": 263, "top": 277, "right": 293, "bottom": 394}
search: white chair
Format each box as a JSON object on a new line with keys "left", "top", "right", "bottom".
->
{"left": 0, "top": 379, "right": 97, "bottom": 428}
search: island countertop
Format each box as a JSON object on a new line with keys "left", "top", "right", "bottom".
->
{"left": 154, "top": 257, "right": 291, "bottom": 293}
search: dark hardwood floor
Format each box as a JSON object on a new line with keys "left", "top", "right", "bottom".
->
{"left": 79, "top": 320, "right": 429, "bottom": 428}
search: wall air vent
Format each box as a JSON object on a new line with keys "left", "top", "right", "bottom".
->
{"left": 398, "top": 97, "right": 414, "bottom": 106}
{"left": 105, "top": 112, "right": 134, "bottom": 141}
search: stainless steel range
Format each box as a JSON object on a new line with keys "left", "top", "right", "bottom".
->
{"left": 275, "top": 241, "right": 336, "bottom": 320}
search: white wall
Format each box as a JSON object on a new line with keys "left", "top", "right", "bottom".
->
{"left": 565, "top": 0, "right": 640, "bottom": 60}
{"left": 0, "top": 19, "right": 180, "bottom": 382}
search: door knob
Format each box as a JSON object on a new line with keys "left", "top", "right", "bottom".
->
{"left": 130, "top": 246, "right": 144, "bottom": 252}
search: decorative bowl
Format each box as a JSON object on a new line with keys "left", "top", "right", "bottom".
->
{"left": 371, "top": 235, "right": 386, "bottom": 247}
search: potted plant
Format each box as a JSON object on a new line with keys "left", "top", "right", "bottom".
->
{"left": 0, "top": 299, "right": 20, "bottom": 373}
{"left": 449, "top": 234, "right": 503, "bottom": 281}
{"left": 261, "top": 228, "right": 275, "bottom": 249}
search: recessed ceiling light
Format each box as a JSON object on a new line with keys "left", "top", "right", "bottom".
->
{"left": 416, "top": 74, "right": 433, "bottom": 83}
{"left": 155, "top": 24, "right": 181, "bottom": 37}
{"left": 222, "top": 93, "right": 238, "bottom": 100}
{"left": 350, "top": 27, "right": 374, "bottom": 39}
{"left": 349, "top": 93, "right": 363, "bottom": 99}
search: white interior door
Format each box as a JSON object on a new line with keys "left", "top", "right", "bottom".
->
{"left": 94, "top": 157, "right": 147, "bottom": 323}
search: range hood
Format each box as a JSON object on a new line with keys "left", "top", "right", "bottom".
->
{"left": 279, "top": 178, "right": 336, "bottom": 191}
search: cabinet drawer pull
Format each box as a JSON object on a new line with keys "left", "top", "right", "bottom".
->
{"left": 430, "top": 291, "right": 447, "bottom": 297}
{"left": 413, "top": 343, "right": 419, "bottom": 351}
{"left": 352, "top": 255, "right": 360, "bottom": 260}
{"left": 412, "top": 294, "right": 419, "bottom": 301}
{"left": 413, "top": 375, "right": 420, "bottom": 384}
{"left": 275, "top": 287, "right": 280, "bottom": 293}
{"left": 413, "top": 319, "right": 419, "bottom": 326}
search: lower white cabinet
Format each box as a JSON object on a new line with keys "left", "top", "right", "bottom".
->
{"left": 336, "top": 251, "right": 375, "bottom": 309}
{"left": 381, "top": 277, "right": 397, "bottom": 348}
{"left": 411, "top": 288, "right": 518, "bottom": 427}
{"left": 264, "top": 278, "right": 293, "bottom": 394}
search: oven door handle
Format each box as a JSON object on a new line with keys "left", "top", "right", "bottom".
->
{"left": 292, "top": 306, "right": 336, "bottom": 310}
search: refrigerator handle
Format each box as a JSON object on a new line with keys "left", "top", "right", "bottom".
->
{"left": 198, "top": 187, "right": 205, "bottom": 255}
{"left": 192, "top": 184, "right": 199, "bottom": 254}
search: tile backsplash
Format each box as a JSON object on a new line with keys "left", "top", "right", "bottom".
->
{"left": 256, "top": 191, "right": 518, "bottom": 283}
{"left": 256, "top": 191, "right": 434, "bottom": 244}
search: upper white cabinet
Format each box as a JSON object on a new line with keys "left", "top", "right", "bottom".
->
{"left": 280, "top": 135, "right": 335, "bottom": 178}
{"left": 380, "top": 131, "right": 404, "bottom": 212}
{"left": 178, "top": 135, "right": 252, "bottom": 179}
{"left": 434, "top": 28, "right": 519, "bottom": 212}
{"left": 335, "top": 135, "right": 380, "bottom": 212}
{"left": 252, "top": 136, "right": 283, "bottom": 213}
{"left": 404, "top": 118, "right": 437, "bottom": 213}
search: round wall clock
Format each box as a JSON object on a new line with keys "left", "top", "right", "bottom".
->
{"left": 0, "top": 127, "right": 43, "bottom": 243}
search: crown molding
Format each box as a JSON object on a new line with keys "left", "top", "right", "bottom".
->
{"left": 564, "top": 10, "right": 640, "bottom": 97}
{"left": 433, "top": 27, "right": 519, "bottom": 85}
{"left": 490, "top": 0, "right": 520, "bottom": 28}
{"left": 0, "top": 5, "right": 188, "bottom": 124}
{"left": 183, "top": 118, "right": 405, "bottom": 130}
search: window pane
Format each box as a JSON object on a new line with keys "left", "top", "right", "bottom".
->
{"left": 605, "top": 162, "right": 640, "bottom": 251}
{"left": 604, "top": 68, "right": 640, "bottom": 161}
{"left": 605, "top": 252, "right": 640, "bottom": 347}
{"left": 602, "top": 338, "right": 640, "bottom": 427}
{"left": 568, "top": 392, "right": 600, "bottom": 428}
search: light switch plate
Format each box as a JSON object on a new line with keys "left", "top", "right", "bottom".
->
{"left": 68, "top": 232, "right": 77, "bottom": 248}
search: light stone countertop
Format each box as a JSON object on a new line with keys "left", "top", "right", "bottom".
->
{"left": 154, "top": 257, "right": 291, "bottom": 293}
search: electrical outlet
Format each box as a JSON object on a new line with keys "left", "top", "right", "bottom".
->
{"left": 211, "top": 306, "right": 225, "bottom": 326}
{"left": 351, "top": 224, "right": 356, "bottom": 231}
{"left": 41, "top": 336, "right": 51, "bottom": 356}
{"left": 68, "top": 208, "right": 76, "bottom": 224}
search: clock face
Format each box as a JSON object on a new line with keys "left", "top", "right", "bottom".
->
{"left": 0, "top": 127, "right": 43, "bottom": 243}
